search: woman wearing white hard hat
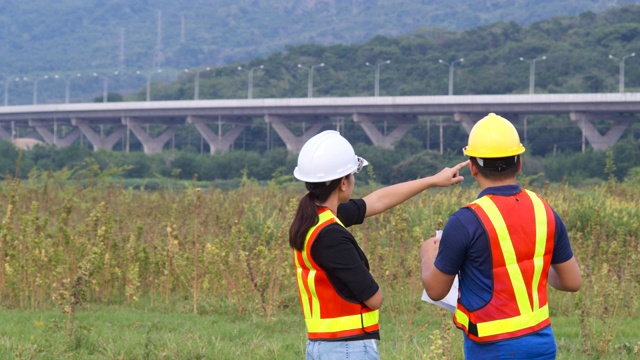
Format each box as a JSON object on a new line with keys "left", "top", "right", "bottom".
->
{"left": 290, "top": 130, "right": 469, "bottom": 359}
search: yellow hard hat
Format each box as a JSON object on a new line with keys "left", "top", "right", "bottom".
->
{"left": 463, "top": 113, "right": 525, "bottom": 158}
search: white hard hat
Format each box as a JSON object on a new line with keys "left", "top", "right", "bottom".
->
{"left": 293, "top": 130, "right": 368, "bottom": 183}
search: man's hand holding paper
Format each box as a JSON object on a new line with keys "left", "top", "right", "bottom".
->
{"left": 421, "top": 230, "right": 459, "bottom": 313}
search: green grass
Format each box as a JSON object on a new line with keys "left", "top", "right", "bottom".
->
{"left": 0, "top": 304, "right": 308, "bottom": 360}
{"left": 0, "top": 300, "right": 637, "bottom": 359}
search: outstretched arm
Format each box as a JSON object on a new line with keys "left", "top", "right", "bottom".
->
{"left": 363, "top": 160, "right": 469, "bottom": 217}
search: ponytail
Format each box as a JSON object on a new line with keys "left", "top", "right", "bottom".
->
{"left": 289, "top": 177, "right": 343, "bottom": 250}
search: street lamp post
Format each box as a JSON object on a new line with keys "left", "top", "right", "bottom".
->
{"left": 93, "top": 72, "right": 119, "bottom": 103}
{"left": 238, "top": 65, "right": 264, "bottom": 99}
{"left": 1, "top": 79, "right": 6, "bottom": 106}
{"left": 439, "top": 58, "right": 464, "bottom": 95}
{"left": 3, "top": 76, "right": 17, "bottom": 106}
{"left": 609, "top": 53, "right": 635, "bottom": 93}
{"left": 366, "top": 60, "right": 391, "bottom": 96}
{"left": 12, "top": 77, "right": 30, "bottom": 105}
{"left": 298, "top": 63, "right": 325, "bottom": 97}
{"left": 136, "top": 69, "right": 162, "bottom": 101}
{"left": 33, "top": 75, "right": 58, "bottom": 104}
{"left": 188, "top": 67, "right": 211, "bottom": 100}
{"left": 65, "top": 73, "right": 82, "bottom": 103}
{"left": 519, "top": 56, "right": 546, "bottom": 94}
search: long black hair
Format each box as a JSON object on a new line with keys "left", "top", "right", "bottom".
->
{"left": 289, "top": 178, "right": 343, "bottom": 251}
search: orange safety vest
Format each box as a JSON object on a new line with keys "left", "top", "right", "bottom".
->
{"left": 294, "top": 207, "right": 380, "bottom": 340}
{"left": 453, "top": 189, "right": 556, "bottom": 342}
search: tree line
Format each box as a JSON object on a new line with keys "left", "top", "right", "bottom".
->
{"left": 2, "top": 135, "right": 639, "bottom": 187}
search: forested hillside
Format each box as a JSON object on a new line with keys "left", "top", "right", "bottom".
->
{"left": 143, "top": 3, "right": 640, "bottom": 158}
{"left": 4, "top": 3, "right": 640, "bottom": 105}
{"left": 1, "top": 0, "right": 637, "bottom": 76}
{"left": 2, "top": 3, "right": 640, "bottom": 185}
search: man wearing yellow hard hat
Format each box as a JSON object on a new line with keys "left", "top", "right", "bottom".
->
{"left": 421, "top": 113, "right": 582, "bottom": 359}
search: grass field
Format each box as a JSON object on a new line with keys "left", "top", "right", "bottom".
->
{"left": 0, "top": 300, "right": 637, "bottom": 359}
{"left": 0, "top": 168, "right": 638, "bottom": 359}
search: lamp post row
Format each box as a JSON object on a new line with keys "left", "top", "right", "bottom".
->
{"left": 2, "top": 70, "right": 162, "bottom": 105}
{"left": 2, "top": 53, "right": 637, "bottom": 105}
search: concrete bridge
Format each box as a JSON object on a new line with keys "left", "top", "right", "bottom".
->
{"left": 1, "top": 93, "right": 639, "bottom": 154}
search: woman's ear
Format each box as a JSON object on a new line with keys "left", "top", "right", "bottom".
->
{"left": 340, "top": 176, "right": 349, "bottom": 190}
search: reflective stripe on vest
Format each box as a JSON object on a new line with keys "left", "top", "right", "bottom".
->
{"left": 294, "top": 207, "right": 380, "bottom": 340}
{"left": 305, "top": 310, "right": 379, "bottom": 334}
{"left": 454, "top": 189, "right": 554, "bottom": 342}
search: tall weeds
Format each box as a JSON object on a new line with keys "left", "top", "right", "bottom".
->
{"left": 0, "top": 167, "right": 637, "bottom": 357}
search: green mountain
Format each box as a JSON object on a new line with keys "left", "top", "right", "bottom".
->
{"left": 2, "top": 3, "right": 638, "bottom": 183}
{"left": 98, "top": 2, "right": 640, "bottom": 164}
{"left": 2, "top": 2, "right": 640, "bottom": 158}
{"left": 0, "top": 0, "right": 636, "bottom": 75}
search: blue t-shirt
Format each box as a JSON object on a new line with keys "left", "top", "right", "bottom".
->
{"left": 434, "top": 184, "right": 574, "bottom": 359}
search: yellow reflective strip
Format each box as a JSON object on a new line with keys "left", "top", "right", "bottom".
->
{"left": 362, "top": 310, "right": 379, "bottom": 328}
{"left": 476, "top": 197, "right": 531, "bottom": 316}
{"left": 306, "top": 310, "right": 379, "bottom": 333}
{"left": 477, "top": 304, "right": 549, "bottom": 337}
{"left": 301, "top": 232, "right": 319, "bottom": 319}
{"left": 301, "top": 210, "right": 336, "bottom": 320}
{"left": 294, "top": 253, "right": 312, "bottom": 319}
{"left": 525, "top": 190, "right": 548, "bottom": 311}
{"left": 307, "top": 268, "right": 319, "bottom": 319}
{"left": 454, "top": 309, "right": 469, "bottom": 329}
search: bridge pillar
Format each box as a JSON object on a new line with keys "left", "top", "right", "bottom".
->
{"left": 123, "top": 117, "right": 181, "bottom": 154}
{"left": 264, "top": 114, "right": 332, "bottom": 152}
{"left": 352, "top": 113, "right": 417, "bottom": 149}
{"left": 187, "top": 115, "right": 250, "bottom": 154}
{"left": 0, "top": 125, "right": 11, "bottom": 140}
{"left": 71, "top": 118, "right": 126, "bottom": 151}
{"left": 29, "top": 119, "right": 80, "bottom": 147}
{"left": 0, "top": 121, "right": 29, "bottom": 140}
{"left": 453, "top": 113, "right": 486, "bottom": 133}
{"left": 569, "top": 112, "right": 632, "bottom": 151}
